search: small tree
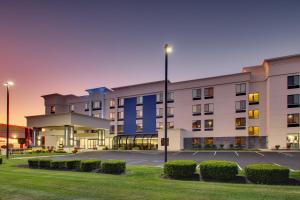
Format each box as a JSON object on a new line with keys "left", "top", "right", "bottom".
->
{"left": 275, "top": 145, "right": 280, "bottom": 150}
{"left": 18, "top": 138, "right": 26, "bottom": 149}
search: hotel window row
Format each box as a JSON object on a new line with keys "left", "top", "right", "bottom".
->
{"left": 84, "top": 101, "right": 102, "bottom": 111}
{"left": 192, "top": 119, "right": 214, "bottom": 131}
{"left": 192, "top": 87, "right": 214, "bottom": 100}
{"left": 192, "top": 104, "right": 214, "bottom": 115}
{"left": 114, "top": 121, "right": 175, "bottom": 134}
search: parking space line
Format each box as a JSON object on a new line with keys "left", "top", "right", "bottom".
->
{"left": 234, "top": 151, "right": 239, "bottom": 157}
{"left": 273, "top": 163, "right": 295, "bottom": 171}
{"left": 196, "top": 164, "right": 200, "bottom": 169}
{"left": 193, "top": 151, "right": 199, "bottom": 156}
{"left": 237, "top": 163, "right": 243, "bottom": 171}
{"left": 255, "top": 151, "right": 264, "bottom": 157}
{"left": 279, "top": 152, "right": 293, "bottom": 157}
{"left": 213, "top": 151, "right": 217, "bottom": 156}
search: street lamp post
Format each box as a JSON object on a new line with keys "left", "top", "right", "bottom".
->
{"left": 164, "top": 44, "right": 172, "bottom": 162}
{"left": 4, "top": 81, "right": 14, "bottom": 159}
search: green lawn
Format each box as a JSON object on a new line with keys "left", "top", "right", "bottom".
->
{"left": 0, "top": 158, "right": 299, "bottom": 200}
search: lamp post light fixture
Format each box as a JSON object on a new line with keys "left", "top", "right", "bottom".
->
{"left": 164, "top": 44, "right": 172, "bottom": 162}
{"left": 3, "top": 81, "right": 14, "bottom": 159}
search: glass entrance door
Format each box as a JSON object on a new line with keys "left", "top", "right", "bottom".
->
{"left": 87, "top": 139, "right": 98, "bottom": 149}
{"left": 287, "top": 133, "right": 299, "bottom": 149}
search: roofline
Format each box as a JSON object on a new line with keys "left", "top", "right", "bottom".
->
{"left": 25, "top": 112, "right": 110, "bottom": 122}
{"left": 171, "top": 72, "right": 251, "bottom": 85}
{"left": 41, "top": 93, "right": 78, "bottom": 98}
{"left": 264, "top": 53, "right": 300, "bottom": 63}
{"left": 0, "top": 123, "right": 32, "bottom": 129}
{"left": 111, "top": 80, "right": 167, "bottom": 90}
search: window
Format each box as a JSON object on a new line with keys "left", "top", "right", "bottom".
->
{"left": 167, "top": 92, "right": 174, "bottom": 102}
{"left": 286, "top": 133, "right": 299, "bottom": 149}
{"left": 192, "top": 138, "right": 201, "bottom": 149}
{"left": 136, "top": 123, "right": 143, "bottom": 132}
{"left": 248, "top": 92, "right": 259, "bottom": 105}
{"left": 98, "top": 131, "right": 105, "bottom": 146}
{"left": 192, "top": 104, "right": 201, "bottom": 115}
{"left": 288, "top": 75, "right": 300, "bottom": 89}
{"left": 118, "top": 98, "right": 124, "bottom": 107}
{"left": 287, "top": 113, "right": 299, "bottom": 127}
{"left": 235, "top": 137, "right": 246, "bottom": 146}
{"left": 156, "top": 108, "right": 163, "bottom": 118}
{"left": 192, "top": 120, "right": 201, "bottom": 131}
{"left": 109, "top": 111, "right": 115, "bottom": 121}
{"left": 156, "top": 122, "right": 163, "bottom": 129}
{"left": 110, "top": 125, "right": 115, "bottom": 134}
{"left": 204, "top": 103, "right": 214, "bottom": 115}
{"left": 117, "top": 125, "right": 124, "bottom": 134}
{"left": 204, "top": 137, "right": 213, "bottom": 145}
{"left": 236, "top": 83, "right": 246, "bottom": 96}
{"left": 205, "top": 119, "right": 213, "bottom": 131}
{"left": 117, "top": 111, "right": 124, "bottom": 120}
{"left": 137, "top": 96, "right": 143, "bottom": 105}
{"left": 204, "top": 87, "right": 214, "bottom": 99}
{"left": 92, "top": 101, "right": 101, "bottom": 110}
{"left": 109, "top": 99, "right": 115, "bottom": 108}
{"left": 235, "top": 118, "right": 246, "bottom": 129}
{"left": 167, "top": 122, "right": 174, "bottom": 129}
{"left": 248, "top": 109, "right": 259, "bottom": 119}
{"left": 192, "top": 88, "right": 201, "bottom": 100}
{"left": 167, "top": 107, "right": 174, "bottom": 117}
{"left": 136, "top": 109, "right": 143, "bottom": 119}
{"left": 50, "top": 106, "right": 56, "bottom": 114}
{"left": 235, "top": 100, "right": 246, "bottom": 113}
{"left": 69, "top": 104, "right": 74, "bottom": 112}
{"left": 288, "top": 94, "right": 300, "bottom": 108}
{"left": 156, "top": 93, "right": 163, "bottom": 103}
{"left": 248, "top": 126, "right": 259, "bottom": 136}
{"left": 84, "top": 103, "right": 89, "bottom": 111}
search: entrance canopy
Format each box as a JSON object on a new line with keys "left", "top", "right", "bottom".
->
{"left": 26, "top": 112, "right": 110, "bottom": 130}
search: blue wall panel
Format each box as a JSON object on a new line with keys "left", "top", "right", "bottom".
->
{"left": 124, "top": 97, "right": 137, "bottom": 134}
{"left": 143, "top": 95, "right": 156, "bottom": 134}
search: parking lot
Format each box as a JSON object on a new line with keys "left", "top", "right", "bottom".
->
{"left": 54, "top": 150, "right": 300, "bottom": 171}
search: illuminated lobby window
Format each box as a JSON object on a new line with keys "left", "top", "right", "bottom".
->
{"left": 248, "top": 92, "right": 259, "bottom": 105}
{"left": 248, "top": 126, "right": 259, "bottom": 136}
{"left": 248, "top": 109, "right": 259, "bottom": 119}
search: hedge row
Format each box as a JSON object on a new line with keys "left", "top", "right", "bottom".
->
{"left": 164, "top": 160, "right": 293, "bottom": 184}
{"left": 28, "top": 158, "right": 126, "bottom": 174}
{"left": 245, "top": 163, "right": 290, "bottom": 184}
{"left": 0, "top": 157, "right": 2, "bottom": 165}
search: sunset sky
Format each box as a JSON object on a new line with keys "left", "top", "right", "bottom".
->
{"left": 1, "top": 0, "right": 300, "bottom": 126}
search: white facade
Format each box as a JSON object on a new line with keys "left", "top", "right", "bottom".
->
{"left": 29, "top": 54, "right": 300, "bottom": 150}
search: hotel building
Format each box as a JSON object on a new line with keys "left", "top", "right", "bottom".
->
{"left": 26, "top": 54, "right": 300, "bottom": 150}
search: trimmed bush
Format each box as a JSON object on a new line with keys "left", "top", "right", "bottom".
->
{"left": 66, "top": 160, "right": 81, "bottom": 170}
{"left": 80, "top": 160, "right": 101, "bottom": 172}
{"left": 101, "top": 160, "right": 126, "bottom": 174}
{"left": 200, "top": 160, "right": 238, "bottom": 181}
{"left": 164, "top": 160, "right": 197, "bottom": 178}
{"left": 245, "top": 163, "right": 289, "bottom": 184}
{"left": 50, "top": 160, "right": 66, "bottom": 169}
{"left": 39, "top": 159, "right": 51, "bottom": 169}
{"left": 28, "top": 158, "right": 40, "bottom": 168}
{"left": 0, "top": 157, "right": 2, "bottom": 164}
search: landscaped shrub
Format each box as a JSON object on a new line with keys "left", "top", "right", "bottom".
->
{"left": 50, "top": 160, "right": 66, "bottom": 169}
{"left": 28, "top": 158, "right": 40, "bottom": 168}
{"left": 54, "top": 150, "right": 67, "bottom": 153}
{"left": 132, "top": 146, "right": 140, "bottom": 150}
{"left": 101, "top": 160, "right": 126, "bottom": 174}
{"left": 275, "top": 145, "right": 280, "bottom": 150}
{"left": 0, "top": 157, "right": 2, "bottom": 164}
{"left": 200, "top": 160, "right": 238, "bottom": 181}
{"left": 66, "top": 160, "right": 81, "bottom": 170}
{"left": 39, "top": 159, "right": 52, "bottom": 169}
{"left": 164, "top": 160, "right": 197, "bottom": 179}
{"left": 80, "top": 160, "right": 101, "bottom": 172}
{"left": 245, "top": 163, "right": 289, "bottom": 184}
